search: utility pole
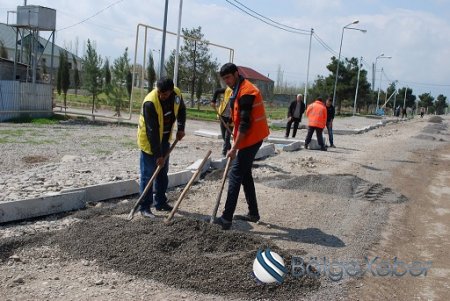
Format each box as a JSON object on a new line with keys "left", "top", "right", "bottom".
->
{"left": 304, "top": 28, "right": 313, "bottom": 104}
{"left": 160, "top": 0, "right": 169, "bottom": 78}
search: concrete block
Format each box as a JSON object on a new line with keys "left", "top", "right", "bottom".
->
{"left": 194, "top": 129, "right": 221, "bottom": 139}
{"left": 270, "top": 121, "right": 286, "bottom": 128}
{"left": 267, "top": 136, "right": 301, "bottom": 144}
{"left": 307, "top": 139, "right": 322, "bottom": 150}
{"left": 0, "top": 191, "right": 86, "bottom": 224}
{"left": 211, "top": 157, "right": 228, "bottom": 169}
{"left": 282, "top": 141, "right": 302, "bottom": 152}
{"left": 333, "top": 129, "right": 360, "bottom": 135}
{"left": 168, "top": 170, "right": 194, "bottom": 188}
{"left": 63, "top": 180, "right": 139, "bottom": 203}
{"left": 255, "top": 143, "right": 275, "bottom": 159}
{"left": 187, "top": 157, "right": 211, "bottom": 174}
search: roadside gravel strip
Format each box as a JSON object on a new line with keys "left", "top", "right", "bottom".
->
{"left": 1, "top": 115, "right": 448, "bottom": 300}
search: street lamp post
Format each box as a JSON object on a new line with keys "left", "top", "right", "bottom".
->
{"left": 376, "top": 67, "right": 383, "bottom": 113}
{"left": 152, "top": 49, "right": 161, "bottom": 79}
{"left": 353, "top": 56, "right": 362, "bottom": 116}
{"left": 332, "top": 20, "right": 366, "bottom": 108}
{"left": 373, "top": 53, "right": 391, "bottom": 113}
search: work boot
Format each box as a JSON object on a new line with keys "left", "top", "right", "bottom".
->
{"left": 320, "top": 146, "right": 327, "bottom": 151}
{"left": 234, "top": 214, "right": 260, "bottom": 223}
{"left": 304, "top": 143, "right": 309, "bottom": 149}
{"left": 213, "top": 217, "right": 232, "bottom": 230}
{"left": 155, "top": 203, "right": 173, "bottom": 212}
{"left": 330, "top": 144, "right": 336, "bottom": 148}
{"left": 140, "top": 210, "right": 156, "bottom": 219}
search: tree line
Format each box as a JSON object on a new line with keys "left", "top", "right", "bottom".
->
{"left": 56, "top": 26, "right": 448, "bottom": 116}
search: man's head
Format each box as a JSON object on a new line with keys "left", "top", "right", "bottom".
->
{"left": 326, "top": 97, "right": 332, "bottom": 107}
{"left": 219, "top": 63, "right": 239, "bottom": 88}
{"left": 157, "top": 77, "right": 175, "bottom": 101}
{"left": 297, "top": 94, "right": 303, "bottom": 102}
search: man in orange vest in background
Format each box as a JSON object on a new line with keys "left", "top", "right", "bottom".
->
{"left": 304, "top": 97, "right": 327, "bottom": 151}
{"left": 213, "top": 63, "right": 270, "bottom": 230}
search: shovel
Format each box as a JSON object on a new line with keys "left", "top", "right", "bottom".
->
{"left": 210, "top": 156, "right": 232, "bottom": 223}
{"left": 127, "top": 139, "right": 178, "bottom": 220}
{"left": 164, "top": 150, "right": 212, "bottom": 224}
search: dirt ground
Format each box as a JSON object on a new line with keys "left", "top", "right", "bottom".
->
{"left": 1, "top": 115, "right": 449, "bottom": 300}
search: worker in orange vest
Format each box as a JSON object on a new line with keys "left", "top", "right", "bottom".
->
{"left": 304, "top": 97, "right": 327, "bottom": 151}
{"left": 213, "top": 63, "right": 270, "bottom": 230}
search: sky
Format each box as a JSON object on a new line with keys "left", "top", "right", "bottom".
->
{"left": 1, "top": 0, "right": 450, "bottom": 101}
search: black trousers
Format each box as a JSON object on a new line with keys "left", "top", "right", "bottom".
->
{"left": 285, "top": 117, "right": 301, "bottom": 137}
{"left": 305, "top": 126, "right": 325, "bottom": 148}
{"left": 222, "top": 140, "right": 263, "bottom": 222}
{"left": 219, "top": 116, "right": 233, "bottom": 155}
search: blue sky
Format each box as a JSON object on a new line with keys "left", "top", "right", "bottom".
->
{"left": 1, "top": 0, "right": 450, "bottom": 101}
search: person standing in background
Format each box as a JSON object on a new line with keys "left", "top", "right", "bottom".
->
{"left": 285, "top": 94, "right": 306, "bottom": 138}
{"left": 211, "top": 87, "right": 234, "bottom": 156}
{"left": 325, "top": 97, "right": 335, "bottom": 148}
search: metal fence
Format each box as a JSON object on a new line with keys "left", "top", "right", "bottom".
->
{"left": 0, "top": 81, "right": 53, "bottom": 122}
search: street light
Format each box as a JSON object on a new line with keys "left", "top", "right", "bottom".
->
{"left": 373, "top": 53, "right": 391, "bottom": 93}
{"left": 374, "top": 54, "right": 392, "bottom": 112}
{"left": 353, "top": 56, "right": 363, "bottom": 116}
{"left": 332, "top": 20, "right": 366, "bottom": 108}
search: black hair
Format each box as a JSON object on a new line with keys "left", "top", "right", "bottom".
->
{"left": 156, "top": 77, "right": 174, "bottom": 92}
{"left": 219, "top": 63, "right": 238, "bottom": 77}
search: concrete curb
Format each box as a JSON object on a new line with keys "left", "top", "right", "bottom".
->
{"left": 0, "top": 191, "right": 86, "bottom": 224}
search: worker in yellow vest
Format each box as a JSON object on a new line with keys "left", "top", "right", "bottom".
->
{"left": 136, "top": 77, "right": 186, "bottom": 218}
{"left": 211, "top": 86, "right": 233, "bottom": 156}
{"left": 213, "top": 63, "right": 270, "bottom": 230}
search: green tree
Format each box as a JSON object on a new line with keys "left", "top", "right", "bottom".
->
{"left": 146, "top": 52, "right": 157, "bottom": 92}
{"left": 418, "top": 92, "right": 434, "bottom": 110}
{"left": 57, "top": 50, "right": 70, "bottom": 109}
{"left": 398, "top": 87, "right": 416, "bottom": 109}
{"left": 103, "top": 58, "right": 112, "bottom": 96}
{"left": 434, "top": 94, "right": 448, "bottom": 115}
{"left": 82, "top": 39, "right": 103, "bottom": 114}
{"left": 72, "top": 54, "right": 81, "bottom": 96}
{"left": 165, "top": 26, "right": 220, "bottom": 108}
{"left": 308, "top": 56, "right": 370, "bottom": 113}
{"left": 110, "top": 48, "right": 131, "bottom": 117}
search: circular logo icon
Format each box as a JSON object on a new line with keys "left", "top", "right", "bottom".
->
{"left": 252, "top": 248, "right": 287, "bottom": 284}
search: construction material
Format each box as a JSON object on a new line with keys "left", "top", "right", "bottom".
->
{"left": 127, "top": 139, "right": 179, "bottom": 220}
{"left": 165, "top": 150, "right": 212, "bottom": 223}
{"left": 210, "top": 156, "right": 232, "bottom": 223}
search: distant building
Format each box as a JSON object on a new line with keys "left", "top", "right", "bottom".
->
{"left": 0, "top": 22, "right": 81, "bottom": 82}
{"left": 237, "top": 66, "right": 274, "bottom": 100}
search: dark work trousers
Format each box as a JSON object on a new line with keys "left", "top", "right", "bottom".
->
{"left": 285, "top": 117, "right": 301, "bottom": 138}
{"left": 326, "top": 121, "right": 334, "bottom": 146}
{"left": 139, "top": 141, "right": 170, "bottom": 211}
{"left": 219, "top": 116, "right": 233, "bottom": 156}
{"left": 305, "top": 126, "right": 325, "bottom": 148}
{"left": 222, "top": 140, "right": 263, "bottom": 222}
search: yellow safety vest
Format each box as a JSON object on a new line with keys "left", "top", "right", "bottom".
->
{"left": 137, "top": 87, "right": 181, "bottom": 155}
{"left": 217, "top": 87, "right": 233, "bottom": 116}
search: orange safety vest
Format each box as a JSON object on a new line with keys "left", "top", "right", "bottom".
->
{"left": 232, "top": 79, "right": 270, "bottom": 149}
{"left": 306, "top": 100, "right": 327, "bottom": 129}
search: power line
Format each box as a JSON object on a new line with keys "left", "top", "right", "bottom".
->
{"left": 312, "top": 33, "right": 337, "bottom": 56}
{"left": 58, "top": 0, "right": 125, "bottom": 32}
{"left": 224, "top": 0, "right": 309, "bottom": 35}
{"left": 229, "top": 0, "right": 310, "bottom": 33}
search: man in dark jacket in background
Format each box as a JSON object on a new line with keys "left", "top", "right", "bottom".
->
{"left": 285, "top": 94, "right": 306, "bottom": 138}
{"left": 325, "top": 97, "right": 335, "bottom": 148}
